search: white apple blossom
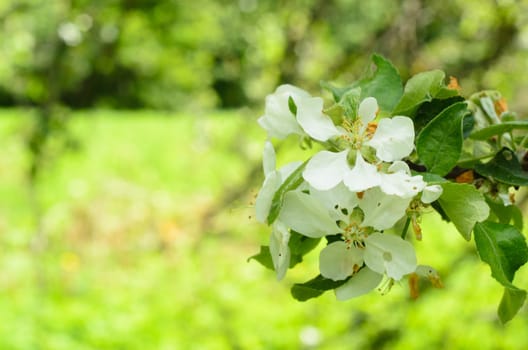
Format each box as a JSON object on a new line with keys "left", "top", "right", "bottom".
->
{"left": 258, "top": 85, "right": 310, "bottom": 140}
{"left": 258, "top": 84, "right": 340, "bottom": 141}
{"left": 301, "top": 96, "right": 417, "bottom": 195}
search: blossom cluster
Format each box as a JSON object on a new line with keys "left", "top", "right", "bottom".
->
{"left": 255, "top": 85, "right": 443, "bottom": 299}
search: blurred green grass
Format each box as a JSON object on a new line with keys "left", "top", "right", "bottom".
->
{"left": 1, "top": 109, "right": 528, "bottom": 349}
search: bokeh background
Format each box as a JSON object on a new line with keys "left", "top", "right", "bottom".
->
{"left": 2, "top": 0, "right": 528, "bottom": 349}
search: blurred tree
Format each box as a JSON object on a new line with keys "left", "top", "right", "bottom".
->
{"left": 0, "top": 0, "right": 527, "bottom": 111}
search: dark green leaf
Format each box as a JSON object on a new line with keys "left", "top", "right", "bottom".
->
{"left": 267, "top": 160, "right": 308, "bottom": 225}
{"left": 437, "top": 183, "right": 489, "bottom": 240}
{"left": 486, "top": 197, "right": 524, "bottom": 230}
{"left": 413, "top": 96, "right": 465, "bottom": 133}
{"left": 475, "top": 148, "right": 528, "bottom": 186}
{"left": 288, "top": 231, "right": 321, "bottom": 268}
{"left": 474, "top": 221, "right": 528, "bottom": 284}
{"left": 417, "top": 102, "right": 468, "bottom": 176}
{"left": 291, "top": 275, "right": 349, "bottom": 301}
{"left": 393, "top": 70, "right": 458, "bottom": 116}
{"left": 325, "top": 234, "right": 343, "bottom": 244}
{"left": 469, "top": 121, "right": 528, "bottom": 140}
{"left": 247, "top": 246, "right": 274, "bottom": 270}
{"left": 499, "top": 287, "right": 527, "bottom": 324}
{"left": 463, "top": 113, "right": 475, "bottom": 138}
{"left": 474, "top": 221, "right": 528, "bottom": 323}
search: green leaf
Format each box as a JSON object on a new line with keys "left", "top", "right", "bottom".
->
{"left": 475, "top": 148, "right": 528, "bottom": 186}
{"left": 321, "top": 54, "right": 402, "bottom": 112}
{"left": 248, "top": 246, "right": 274, "bottom": 270}
{"left": 499, "top": 287, "right": 527, "bottom": 324}
{"left": 416, "top": 102, "right": 468, "bottom": 176}
{"left": 474, "top": 221, "right": 528, "bottom": 323}
{"left": 267, "top": 160, "right": 308, "bottom": 225}
{"left": 288, "top": 231, "right": 321, "bottom": 268}
{"left": 393, "top": 70, "right": 458, "bottom": 116}
{"left": 338, "top": 87, "right": 361, "bottom": 119}
{"left": 414, "top": 172, "right": 448, "bottom": 184}
{"left": 355, "top": 54, "right": 403, "bottom": 112}
{"left": 288, "top": 96, "right": 297, "bottom": 115}
{"left": 474, "top": 221, "right": 528, "bottom": 283}
{"left": 413, "top": 96, "right": 465, "bottom": 133}
{"left": 291, "top": 275, "right": 348, "bottom": 301}
{"left": 320, "top": 81, "right": 353, "bottom": 102}
{"left": 486, "top": 197, "right": 524, "bottom": 230}
{"left": 469, "top": 121, "right": 528, "bottom": 140}
{"left": 437, "top": 183, "right": 489, "bottom": 240}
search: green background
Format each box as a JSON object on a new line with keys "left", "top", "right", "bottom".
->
{"left": 1, "top": 0, "right": 528, "bottom": 348}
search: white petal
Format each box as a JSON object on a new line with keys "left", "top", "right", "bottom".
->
{"left": 277, "top": 161, "right": 303, "bottom": 181}
{"left": 364, "top": 233, "right": 417, "bottom": 280}
{"left": 388, "top": 160, "right": 410, "bottom": 175}
{"left": 359, "top": 187, "right": 411, "bottom": 230}
{"left": 368, "top": 116, "right": 415, "bottom": 162}
{"left": 276, "top": 84, "right": 312, "bottom": 98}
{"left": 255, "top": 160, "right": 302, "bottom": 223}
{"left": 255, "top": 172, "right": 281, "bottom": 223}
{"left": 421, "top": 185, "right": 443, "bottom": 204}
{"left": 335, "top": 267, "right": 383, "bottom": 300}
{"left": 343, "top": 153, "right": 381, "bottom": 192}
{"left": 297, "top": 96, "right": 340, "bottom": 141}
{"left": 263, "top": 141, "right": 276, "bottom": 177}
{"left": 309, "top": 183, "right": 358, "bottom": 221}
{"left": 269, "top": 221, "right": 291, "bottom": 280}
{"left": 303, "top": 150, "right": 349, "bottom": 191}
{"left": 278, "top": 191, "right": 338, "bottom": 238}
{"left": 258, "top": 85, "right": 309, "bottom": 139}
{"left": 319, "top": 241, "right": 363, "bottom": 281}
{"left": 379, "top": 172, "right": 426, "bottom": 198}
{"left": 358, "top": 97, "right": 378, "bottom": 125}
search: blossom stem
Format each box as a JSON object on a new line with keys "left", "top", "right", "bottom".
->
{"left": 401, "top": 217, "right": 411, "bottom": 239}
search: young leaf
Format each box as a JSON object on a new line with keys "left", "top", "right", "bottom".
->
{"left": 469, "top": 121, "right": 528, "bottom": 140}
{"left": 288, "top": 96, "right": 297, "bottom": 115}
{"left": 248, "top": 246, "right": 274, "bottom": 270}
{"left": 416, "top": 102, "right": 468, "bottom": 176}
{"left": 393, "top": 70, "right": 458, "bottom": 116}
{"left": 475, "top": 148, "right": 528, "bottom": 186}
{"left": 321, "top": 54, "right": 402, "bottom": 112}
{"left": 499, "top": 287, "right": 527, "bottom": 324}
{"left": 338, "top": 87, "right": 361, "bottom": 119}
{"left": 355, "top": 54, "right": 403, "bottom": 112}
{"left": 437, "top": 182, "right": 489, "bottom": 240}
{"left": 267, "top": 160, "right": 308, "bottom": 225}
{"left": 320, "top": 81, "right": 354, "bottom": 102}
{"left": 291, "top": 274, "right": 348, "bottom": 301}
